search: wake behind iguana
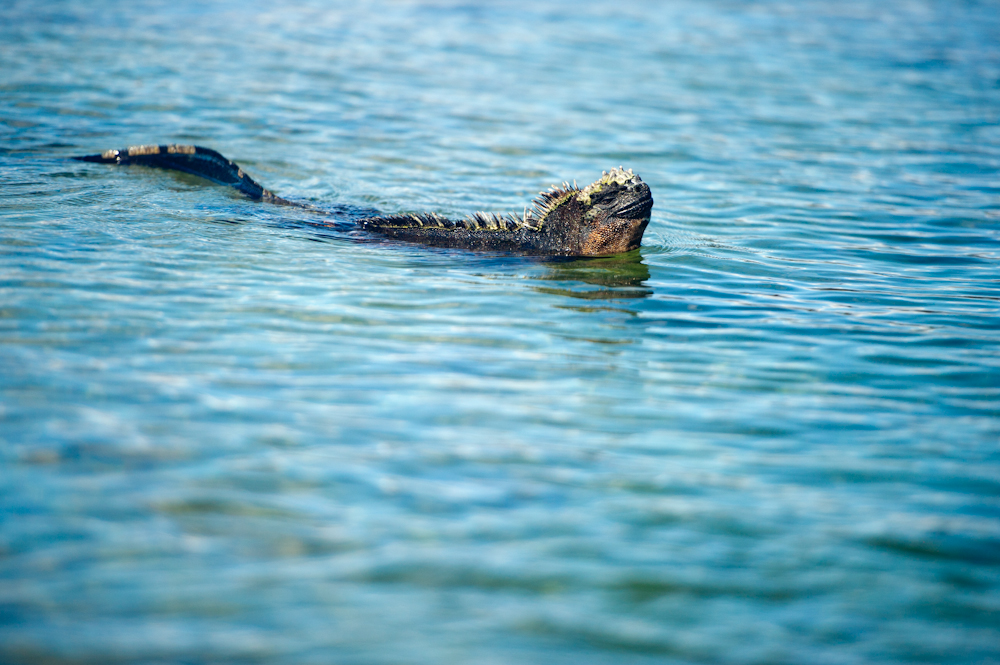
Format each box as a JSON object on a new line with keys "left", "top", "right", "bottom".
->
{"left": 75, "top": 144, "right": 653, "bottom": 256}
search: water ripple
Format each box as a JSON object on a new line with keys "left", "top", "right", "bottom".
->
{"left": 2, "top": 0, "right": 999, "bottom": 663}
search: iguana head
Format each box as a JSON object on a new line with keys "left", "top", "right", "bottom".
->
{"left": 530, "top": 167, "right": 653, "bottom": 256}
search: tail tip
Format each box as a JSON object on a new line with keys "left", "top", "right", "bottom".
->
{"left": 73, "top": 149, "right": 121, "bottom": 163}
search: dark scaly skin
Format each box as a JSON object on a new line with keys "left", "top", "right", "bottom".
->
{"left": 74, "top": 144, "right": 294, "bottom": 204}
{"left": 74, "top": 144, "right": 654, "bottom": 257}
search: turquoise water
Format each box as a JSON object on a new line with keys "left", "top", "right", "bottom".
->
{"left": 2, "top": 0, "right": 999, "bottom": 662}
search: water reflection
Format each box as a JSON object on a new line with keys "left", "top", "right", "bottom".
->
{"left": 534, "top": 251, "right": 652, "bottom": 300}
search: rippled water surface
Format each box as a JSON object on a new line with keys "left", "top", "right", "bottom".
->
{"left": 2, "top": 1, "right": 999, "bottom": 663}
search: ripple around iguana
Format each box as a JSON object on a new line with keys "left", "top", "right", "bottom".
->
{"left": 74, "top": 144, "right": 654, "bottom": 257}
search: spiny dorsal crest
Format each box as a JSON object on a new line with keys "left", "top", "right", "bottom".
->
{"left": 463, "top": 210, "right": 539, "bottom": 231}
{"left": 362, "top": 211, "right": 538, "bottom": 232}
{"left": 461, "top": 178, "right": 588, "bottom": 231}
{"left": 527, "top": 181, "right": 580, "bottom": 223}
{"left": 361, "top": 212, "right": 459, "bottom": 229}
{"left": 360, "top": 168, "right": 637, "bottom": 233}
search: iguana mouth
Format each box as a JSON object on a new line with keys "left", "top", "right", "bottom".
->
{"left": 613, "top": 194, "right": 653, "bottom": 219}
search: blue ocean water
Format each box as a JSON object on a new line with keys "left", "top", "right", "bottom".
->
{"left": 1, "top": 0, "right": 999, "bottom": 662}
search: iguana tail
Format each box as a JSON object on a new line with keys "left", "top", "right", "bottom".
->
{"left": 74, "top": 144, "right": 296, "bottom": 205}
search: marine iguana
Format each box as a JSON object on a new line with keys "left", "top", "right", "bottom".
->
{"left": 74, "top": 144, "right": 653, "bottom": 256}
